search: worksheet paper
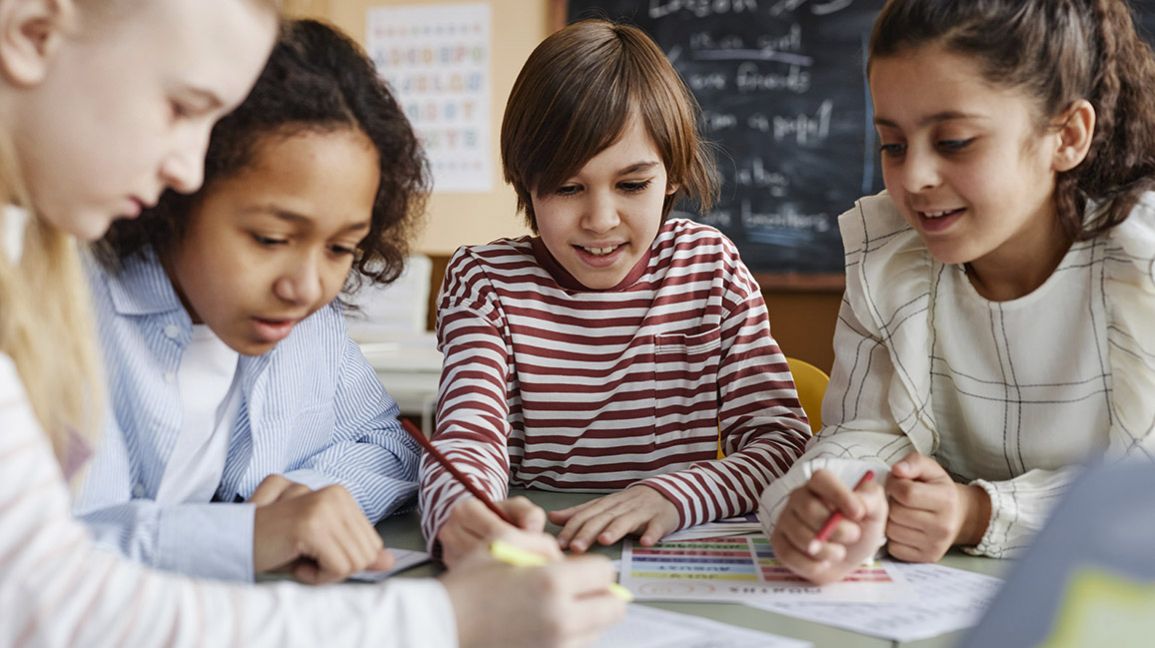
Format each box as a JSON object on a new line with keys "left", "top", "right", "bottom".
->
{"left": 595, "top": 604, "right": 811, "bottom": 648}
{"left": 747, "top": 562, "right": 1003, "bottom": 642}
{"left": 347, "top": 548, "right": 431, "bottom": 582}
{"left": 662, "top": 514, "right": 762, "bottom": 542}
{"left": 621, "top": 535, "right": 911, "bottom": 603}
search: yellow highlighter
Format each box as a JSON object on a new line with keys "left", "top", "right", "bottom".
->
{"left": 489, "top": 540, "right": 634, "bottom": 602}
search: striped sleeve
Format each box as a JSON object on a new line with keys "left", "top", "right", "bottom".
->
{"left": 419, "top": 249, "right": 514, "bottom": 549}
{"left": 640, "top": 241, "right": 810, "bottom": 527}
{"left": 282, "top": 331, "right": 421, "bottom": 520}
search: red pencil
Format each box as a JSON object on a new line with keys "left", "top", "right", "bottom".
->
{"left": 814, "top": 470, "right": 876, "bottom": 543}
{"left": 399, "top": 418, "right": 515, "bottom": 525}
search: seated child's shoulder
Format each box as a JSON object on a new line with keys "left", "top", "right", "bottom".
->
{"left": 661, "top": 217, "right": 740, "bottom": 259}
{"left": 450, "top": 236, "right": 536, "bottom": 270}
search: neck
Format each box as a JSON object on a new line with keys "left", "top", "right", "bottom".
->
{"left": 966, "top": 218, "right": 1072, "bottom": 301}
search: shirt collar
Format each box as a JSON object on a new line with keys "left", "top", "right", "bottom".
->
{"left": 104, "top": 247, "right": 188, "bottom": 317}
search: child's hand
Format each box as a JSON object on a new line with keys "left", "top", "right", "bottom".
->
{"left": 438, "top": 496, "right": 560, "bottom": 568}
{"left": 769, "top": 469, "right": 887, "bottom": 585}
{"left": 250, "top": 475, "right": 393, "bottom": 583}
{"left": 885, "top": 452, "right": 992, "bottom": 562}
{"left": 548, "top": 485, "right": 679, "bottom": 553}
{"left": 442, "top": 534, "right": 627, "bottom": 648}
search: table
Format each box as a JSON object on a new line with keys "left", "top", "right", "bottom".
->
{"left": 375, "top": 490, "right": 1008, "bottom": 648}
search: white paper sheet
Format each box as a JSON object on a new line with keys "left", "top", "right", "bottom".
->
{"left": 747, "top": 562, "right": 1003, "bottom": 642}
{"left": 662, "top": 514, "right": 762, "bottom": 542}
{"left": 595, "top": 604, "right": 811, "bottom": 648}
{"left": 347, "top": 548, "right": 431, "bottom": 582}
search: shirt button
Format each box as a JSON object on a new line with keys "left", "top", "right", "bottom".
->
{"left": 163, "top": 371, "right": 176, "bottom": 384}
{"left": 164, "top": 324, "right": 180, "bottom": 339}
{"left": 132, "top": 483, "right": 147, "bottom": 498}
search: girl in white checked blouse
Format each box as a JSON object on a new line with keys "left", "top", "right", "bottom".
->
{"left": 762, "top": 0, "right": 1155, "bottom": 585}
{"left": 0, "top": 2, "right": 623, "bottom": 646}
{"left": 421, "top": 19, "right": 811, "bottom": 567}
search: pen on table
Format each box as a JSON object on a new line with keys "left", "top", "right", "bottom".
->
{"left": 399, "top": 418, "right": 515, "bottom": 526}
{"left": 491, "top": 540, "right": 634, "bottom": 602}
{"left": 814, "top": 469, "right": 876, "bottom": 544}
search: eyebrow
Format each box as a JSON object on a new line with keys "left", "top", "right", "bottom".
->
{"left": 244, "top": 205, "right": 371, "bottom": 234}
{"left": 617, "top": 161, "right": 662, "bottom": 175}
{"left": 874, "top": 111, "right": 989, "bottom": 129}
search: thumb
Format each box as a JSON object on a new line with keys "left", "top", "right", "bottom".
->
{"left": 367, "top": 548, "right": 395, "bottom": 572}
{"left": 890, "top": 452, "right": 944, "bottom": 482}
{"left": 249, "top": 474, "right": 291, "bottom": 506}
{"left": 503, "top": 498, "right": 547, "bottom": 532}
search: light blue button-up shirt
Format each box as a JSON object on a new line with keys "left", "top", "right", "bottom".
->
{"left": 74, "top": 251, "right": 421, "bottom": 581}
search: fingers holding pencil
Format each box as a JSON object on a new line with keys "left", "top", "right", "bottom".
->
{"left": 770, "top": 468, "right": 889, "bottom": 585}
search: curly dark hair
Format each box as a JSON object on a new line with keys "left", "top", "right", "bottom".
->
{"left": 870, "top": 0, "right": 1155, "bottom": 241}
{"left": 97, "top": 18, "right": 429, "bottom": 293}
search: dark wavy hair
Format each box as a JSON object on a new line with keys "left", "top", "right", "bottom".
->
{"left": 870, "top": 0, "right": 1155, "bottom": 240}
{"left": 97, "top": 18, "right": 429, "bottom": 293}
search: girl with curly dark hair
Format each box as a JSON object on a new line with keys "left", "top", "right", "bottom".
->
{"left": 77, "top": 18, "right": 431, "bottom": 584}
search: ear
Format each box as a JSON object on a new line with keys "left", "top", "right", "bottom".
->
{"left": 1051, "top": 99, "right": 1095, "bottom": 173}
{"left": 0, "top": 0, "right": 75, "bottom": 87}
{"left": 665, "top": 181, "right": 679, "bottom": 196}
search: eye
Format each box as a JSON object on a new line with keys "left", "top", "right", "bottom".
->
{"left": 329, "top": 244, "right": 357, "bottom": 257}
{"left": 619, "top": 180, "right": 652, "bottom": 194}
{"left": 937, "top": 138, "right": 975, "bottom": 153}
{"left": 555, "top": 184, "right": 581, "bottom": 197}
{"left": 879, "top": 142, "right": 907, "bottom": 158}
{"left": 252, "top": 234, "right": 287, "bottom": 247}
{"left": 170, "top": 100, "right": 193, "bottom": 121}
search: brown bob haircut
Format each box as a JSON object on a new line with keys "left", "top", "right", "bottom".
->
{"left": 501, "top": 19, "right": 718, "bottom": 231}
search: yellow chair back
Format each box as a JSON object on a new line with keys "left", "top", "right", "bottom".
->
{"left": 786, "top": 357, "right": 829, "bottom": 433}
{"left": 717, "top": 357, "right": 829, "bottom": 458}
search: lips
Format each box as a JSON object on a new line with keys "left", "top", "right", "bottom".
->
{"left": 576, "top": 243, "right": 625, "bottom": 256}
{"left": 250, "top": 316, "right": 300, "bottom": 344}
{"left": 918, "top": 208, "right": 964, "bottom": 219}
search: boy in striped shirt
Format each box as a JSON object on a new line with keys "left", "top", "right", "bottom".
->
{"left": 420, "top": 19, "right": 811, "bottom": 566}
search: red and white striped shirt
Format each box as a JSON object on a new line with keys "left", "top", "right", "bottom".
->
{"left": 420, "top": 219, "right": 810, "bottom": 547}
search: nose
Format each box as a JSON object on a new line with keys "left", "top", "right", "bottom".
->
{"left": 273, "top": 254, "right": 325, "bottom": 307}
{"left": 160, "top": 123, "right": 211, "bottom": 194}
{"left": 900, "top": 147, "right": 942, "bottom": 194}
{"left": 581, "top": 190, "right": 621, "bottom": 234}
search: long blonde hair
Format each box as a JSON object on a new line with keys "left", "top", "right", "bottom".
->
{"left": 0, "top": 137, "right": 103, "bottom": 470}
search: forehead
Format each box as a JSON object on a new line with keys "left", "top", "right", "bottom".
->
{"left": 76, "top": 0, "right": 277, "bottom": 105}
{"left": 575, "top": 116, "right": 663, "bottom": 173}
{"left": 869, "top": 44, "right": 1037, "bottom": 128}
{"left": 212, "top": 129, "right": 379, "bottom": 229}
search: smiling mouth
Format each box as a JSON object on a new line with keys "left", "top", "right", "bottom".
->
{"left": 577, "top": 244, "right": 624, "bottom": 256}
{"left": 919, "top": 208, "right": 965, "bottom": 219}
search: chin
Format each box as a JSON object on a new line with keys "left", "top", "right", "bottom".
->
{"left": 50, "top": 209, "right": 115, "bottom": 242}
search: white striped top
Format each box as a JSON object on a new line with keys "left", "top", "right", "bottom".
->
{"left": 420, "top": 219, "right": 810, "bottom": 547}
{"left": 0, "top": 353, "right": 456, "bottom": 647}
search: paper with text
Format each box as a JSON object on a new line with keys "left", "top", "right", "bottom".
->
{"left": 748, "top": 562, "right": 1002, "bottom": 642}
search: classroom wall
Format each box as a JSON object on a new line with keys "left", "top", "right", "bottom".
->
{"left": 283, "top": 0, "right": 841, "bottom": 372}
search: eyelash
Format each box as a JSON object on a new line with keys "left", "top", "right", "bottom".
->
{"left": 253, "top": 234, "right": 357, "bottom": 258}
{"left": 253, "top": 234, "right": 287, "bottom": 247}
{"left": 878, "top": 138, "right": 975, "bottom": 158}
{"left": 555, "top": 180, "right": 653, "bottom": 196}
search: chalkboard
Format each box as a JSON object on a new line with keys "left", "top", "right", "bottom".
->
{"left": 563, "top": 0, "right": 886, "bottom": 289}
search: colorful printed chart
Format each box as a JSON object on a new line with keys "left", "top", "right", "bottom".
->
{"left": 621, "top": 535, "right": 911, "bottom": 603}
